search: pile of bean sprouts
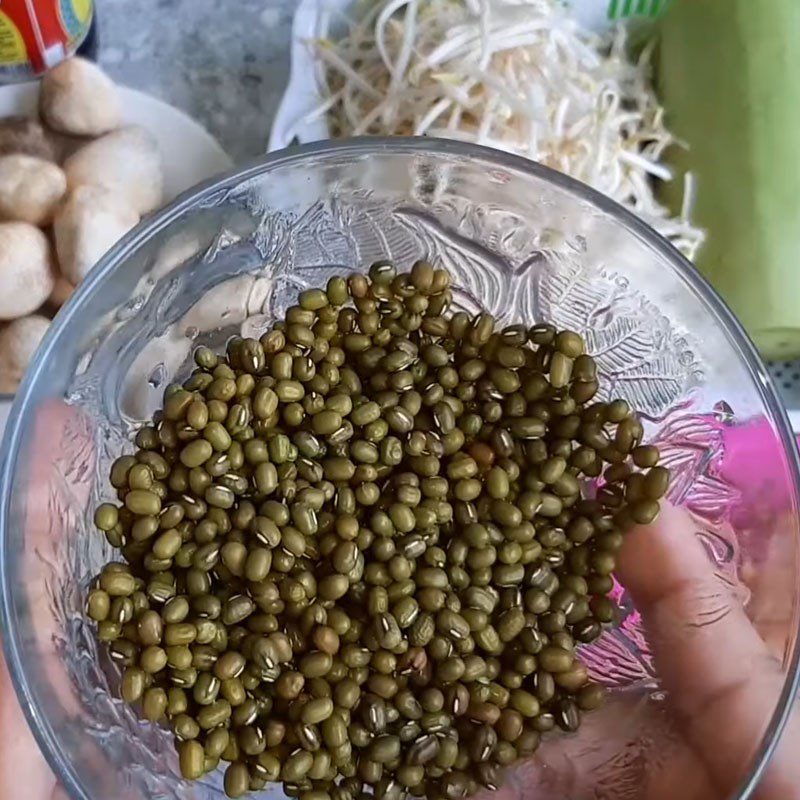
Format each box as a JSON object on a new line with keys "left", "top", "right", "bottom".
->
{"left": 306, "top": 0, "right": 703, "bottom": 258}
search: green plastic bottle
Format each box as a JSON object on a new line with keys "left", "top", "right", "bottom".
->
{"left": 568, "top": 0, "right": 671, "bottom": 32}
{"left": 658, "top": 0, "right": 800, "bottom": 359}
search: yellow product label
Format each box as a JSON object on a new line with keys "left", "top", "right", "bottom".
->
{"left": 72, "top": 0, "right": 93, "bottom": 24}
{"left": 58, "top": 0, "right": 94, "bottom": 45}
{"left": 0, "top": 10, "right": 28, "bottom": 65}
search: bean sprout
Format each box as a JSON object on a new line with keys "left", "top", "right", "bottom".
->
{"left": 309, "top": 0, "right": 704, "bottom": 258}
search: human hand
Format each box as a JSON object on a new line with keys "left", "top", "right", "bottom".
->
{"left": 487, "top": 502, "right": 800, "bottom": 800}
{"left": 0, "top": 652, "right": 62, "bottom": 799}
{"left": 0, "top": 401, "right": 91, "bottom": 800}
{"left": 616, "top": 503, "right": 800, "bottom": 800}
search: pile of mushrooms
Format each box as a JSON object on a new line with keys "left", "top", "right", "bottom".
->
{"left": 0, "top": 58, "right": 164, "bottom": 393}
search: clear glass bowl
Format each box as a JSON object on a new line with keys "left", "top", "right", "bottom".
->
{"left": 2, "top": 139, "right": 799, "bottom": 800}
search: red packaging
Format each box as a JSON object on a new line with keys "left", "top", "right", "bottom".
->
{"left": 0, "top": 0, "right": 94, "bottom": 82}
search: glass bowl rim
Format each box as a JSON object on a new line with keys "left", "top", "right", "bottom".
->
{"left": 2, "top": 136, "right": 799, "bottom": 800}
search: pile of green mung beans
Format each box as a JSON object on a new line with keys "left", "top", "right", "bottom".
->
{"left": 86, "top": 260, "right": 668, "bottom": 799}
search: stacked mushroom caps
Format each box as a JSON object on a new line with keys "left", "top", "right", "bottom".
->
{"left": 0, "top": 57, "right": 164, "bottom": 393}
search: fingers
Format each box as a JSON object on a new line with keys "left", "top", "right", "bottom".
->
{"left": 0, "top": 650, "right": 57, "bottom": 800}
{"left": 617, "top": 503, "right": 798, "bottom": 797}
{"left": 1, "top": 400, "right": 96, "bottom": 800}
{"left": 741, "top": 512, "right": 796, "bottom": 659}
{"left": 27, "top": 400, "right": 95, "bottom": 719}
{"left": 523, "top": 690, "right": 716, "bottom": 800}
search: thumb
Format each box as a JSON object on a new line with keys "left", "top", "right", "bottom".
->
{"left": 0, "top": 648, "right": 58, "bottom": 800}
{"left": 617, "top": 503, "right": 800, "bottom": 798}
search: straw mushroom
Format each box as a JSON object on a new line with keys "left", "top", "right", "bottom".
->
{"left": 0, "top": 315, "right": 50, "bottom": 393}
{"left": 0, "top": 154, "right": 67, "bottom": 226}
{"left": 39, "top": 57, "right": 122, "bottom": 137}
{"left": 64, "top": 126, "right": 163, "bottom": 215}
{"left": 0, "top": 116, "right": 59, "bottom": 161}
{"left": 0, "top": 222, "right": 55, "bottom": 320}
{"left": 53, "top": 186, "right": 139, "bottom": 286}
